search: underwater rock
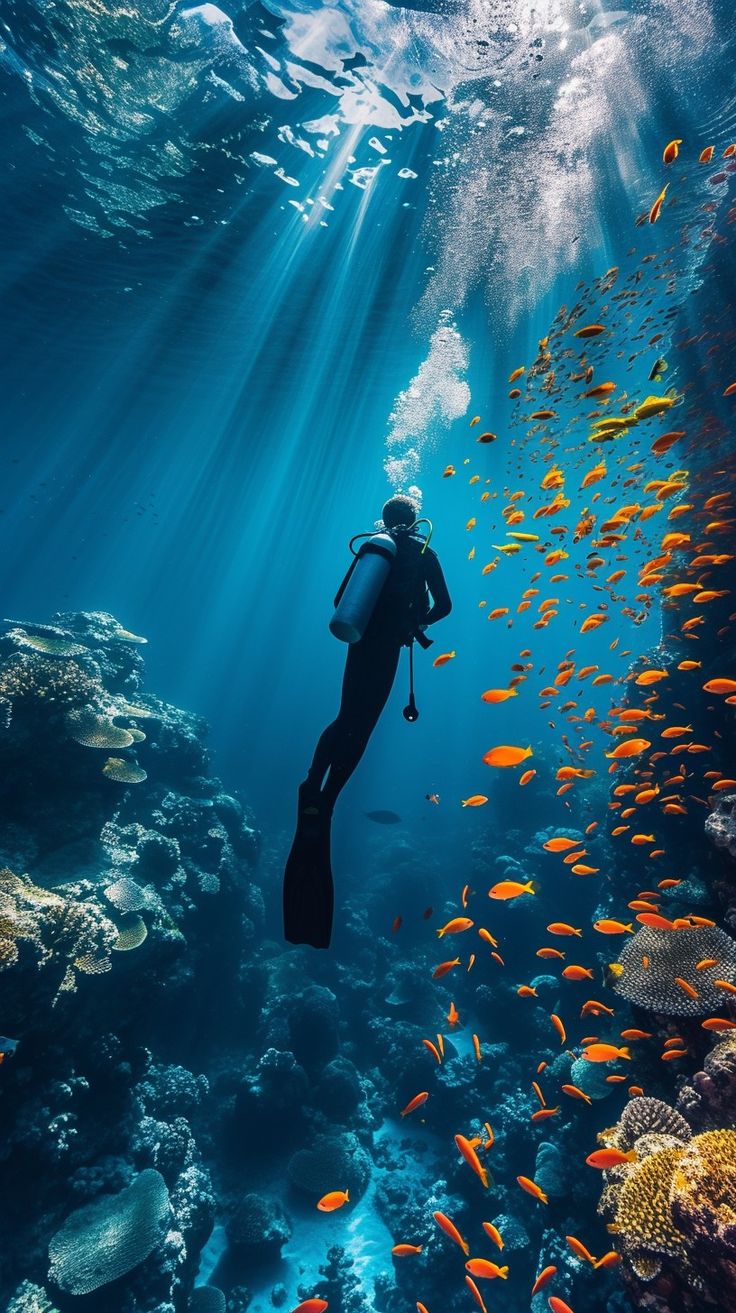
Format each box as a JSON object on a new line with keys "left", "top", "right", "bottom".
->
{"left": 706, "top": 791, "right": 736, "bottom": 860}
{"left": 299, "top": 1246, "right": 367, "bottom": 1313}
{"left": 569, "top": 1053, "right": 616, "bottom": 1102}
{"left": 47, "top": 1168, "right": 172, "bottom": 1295}
{"left": 225, "top": 1193, "right": 292, "bottom": 1258}
{"left": 315, "top": 1056, "right": 366, "bottom": 1121}
{"left": 535, "top": 1139, "right": 571, "bottom": 1200}
{"left": 287, "top": 1132, "right": 371, "bottom": 1202}
{"left": 676, "top": 1035, "right": 736, "bottom": 1131}
{"left": 282, "top": 984, "right": 340, "bottom": 1068}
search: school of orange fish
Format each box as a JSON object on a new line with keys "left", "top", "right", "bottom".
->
{"left": 291, "top": 137, "right": 736, "bottom": 1313}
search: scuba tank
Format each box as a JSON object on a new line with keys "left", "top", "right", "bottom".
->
{"left": 329, "top": 533, "right": 397, "bottom": 643}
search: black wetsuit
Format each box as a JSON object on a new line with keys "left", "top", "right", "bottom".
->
{"left": 283, "top": 529, "right": 451, "bottom": 950}
{"left": 307, "top": 531, "right": 452, "bottom": 807}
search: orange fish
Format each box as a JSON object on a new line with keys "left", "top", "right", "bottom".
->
{"left": 699, "top": 145, "right": 715, "bottom": 163}
{"left": 433, "top": 1210, "right": 469, "bottom": 1255}
{"left": 482, "top": 1221, "right": 503, "bottom": 1250}
{"left": 461, "top": 796, "right": 488, "bottom": 808}
{"left": 472, "top": 1033, "right": 482, "bottom": 1062}
{"left": 481, "top": 688, "right": 518, "bottom": 704}
{"left": 401, "top": 1092, "right": 429, "bottom": 1117}
{"left": 566, "top": 1235, "right": 597, "bottom": 1264}
{"left": 516, "top": 1175, "right": 548, "bottom": 1204}
{"left": 703, "top": 678, "right": 736, "bottom": 695}
{"left": 432, "top": 958, "right": 461, "bottom": 979}
{"left": 391, "top": 1244, "right": 422, "bottom": 1256}
{"left": 531, "top": 1267, "right": 557, "bottom": 1296}
{"left": 422, "top": 1039, "right": 442, "bottom": 1065}
{"left": 606, "top": 739, "right": 651, "bottom": 759}
{"left": 548, "top": 1299, "right": 575, "bottom": 1313}
{"left": 483, "top": 745, "right": 533, "bottom": 767}
{"left": 532, "top": 1107, "right": 561, "bottom": 1122}
{"left": 542, "top": 837, "right": 580, "bottom": 852}
{"left": 586, "top": 1148, "right": 637, "bottom": 1169}
{"left": 465, "top": 1259, "right": 508, "bottom": 1280}
{"left": 520, "top": 769, "right": 536, "bottom": 786}
{"left": 594, "top": 1251, "right": 621, "bottom": 1269}
{"left": 455, "top": 1134, "right": 489, "bottom": 1188}
{"left": 702, "top": 1018, "right": 736, "bottom": 1032}
{"left": 551, "top": 1013, "right": 567, "bottom": 1044}
{"left": 582, "top": 1043, "right": 631, "bottom": 1062}
{"left": 464, "top": 1277, "right": 487, "bottom": 1313}
{"left": 489, "top": 879, "right": 535, "bottom": 900}
{"left": 593, "top": 919, "right": 633, "bottom": 934}
{"left": 433, "top": 651, "right": 456, "bottom": 667}
{"left": 437, "top": 917, "right": 474, "bottom": 937}
{"left": 562, "top": 966, "right": 594, "bottom": 981}
{"left": 447, "top": 1001, "right": 460, "bottom": 1027}
{"left": 561, "top": 1083, "right": 592, "bottom": 1105}
{"left": 547, "top": 922, "right": 582, "bottom": 937}
{"left": 574, "top": 324, "right": 606, "bottom": 338}
{"left": 317, "top": 1190, "right": 350, "bottom": 1211}
{"left": 292, "top": 1302, "right": 328, "bottom": 1313}
{"left": 662, "top": 138, "right": 682, "bottom": 164}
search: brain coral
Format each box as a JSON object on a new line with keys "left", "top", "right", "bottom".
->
{"left": 612, "top": 924, "right": 736, "bottom": 1015}
{"left": 48, "top": 1169, "right": 171, "bottom": 1295}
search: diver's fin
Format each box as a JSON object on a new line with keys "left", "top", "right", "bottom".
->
{"left": 283, "top": 786, "right": 334, "bottom": 950}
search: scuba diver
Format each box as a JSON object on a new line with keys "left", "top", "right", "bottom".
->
{"left": 283, "top": 494, "right": 452, "bottom": 950}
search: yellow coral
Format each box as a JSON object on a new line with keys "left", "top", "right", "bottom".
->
{"left": 64, "top": 709, "right": 134, "bottom": 749}
{"left": 112, "top": 914, "right": 148, "bottom": 951}
{"left": 614, "top": 1146, "right": 687, "bottom": 1258}
{"left": 671, "top": 1129, "right": 736, "bottom": 1230}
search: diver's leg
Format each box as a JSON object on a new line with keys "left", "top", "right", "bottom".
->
{"left": 320, "top": 638, "right": 402, "bottom": 808}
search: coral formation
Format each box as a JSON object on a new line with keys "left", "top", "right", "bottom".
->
{"left": 611, "top": 923, "right": 736, "bottom": 1015}
{"left": 47, "top": 1169, "right": 172, "bottom": 1295}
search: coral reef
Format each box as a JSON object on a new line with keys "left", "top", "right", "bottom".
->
{"left": 48, "top": 1169, "right": 172, "bottom": 1295}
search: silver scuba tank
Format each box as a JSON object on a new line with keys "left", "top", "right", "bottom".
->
{"left": 329, "top": 533, "right": 397, "bottom": 643}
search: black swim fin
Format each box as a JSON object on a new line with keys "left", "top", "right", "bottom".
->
{"left": 283, "top": 784, "right": 334, "bottom": 949}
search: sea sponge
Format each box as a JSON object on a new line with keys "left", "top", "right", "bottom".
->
{"left": 611, "top": 924, "right": 736, "bottom": 1016}
{"left": 614, "top": 1096, "right": 692, "bottom": 1151}
{"left": 102, "top": 757, "right": 148, "bottom": 784}
{"left": 48, "top": 1169, "right": 171, "bottom": 1295}
{"left": 189, "top": 1289, "right": 226, "bottom": 1313}
{"left": 64, "top": 709, "right": 135, "bottom": 749}
{"left": 112, "top": 913, "right": 148, "bottom": 951}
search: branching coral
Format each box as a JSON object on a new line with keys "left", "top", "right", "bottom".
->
{"left": 0, "top": 655, "right": 102, "bottom": 721}
{"left": 611, "top": 924, "right": 736, "bottom": 1016}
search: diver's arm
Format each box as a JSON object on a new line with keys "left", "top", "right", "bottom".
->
{"left": 423, "top": 550, "right": 452, "bottom": 625}
{"left": 333, "top": 556, "right": 359, "bottom": 608}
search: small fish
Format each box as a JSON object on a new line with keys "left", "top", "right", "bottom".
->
{"left": 551, "top": 1013, "right": 567, "bottom": 1044}
{"left": 482, "top": 1221, "right": 504, "bottom": 1249}
{"left": 562, "top": 965, "right": 594, "bottom": 981}
{"left": 662, "top": 138, "right": 682, "bottom": 164}
{"left": 401, "top": 1092, "right": 429, "bottom": 1117}
{"left": 317, "top": 1189, "right": 350, "bottom": 1211}
{"left": 432, "top": 958, "right": 461, "bottom": 978}
{"left": 437, "top": 917, "right": 474, "bottom": 937}
{"left": 699, "top": 144, "right": 715, "bottom": 163}
{"left": 648, "top": 183, "right": 668, "bottom": 224}
{"left": 455, "top": 1133, "right": 489, "bottom": 1188}
{"left": 292, "top": 1302, "right": 328, "bottom": 1313}
{"left": 566, "top": 1235, "right": 597, "bottom": 1265}
{"left": 562, "top": 1083, "right": 592, "bottom": 1105}
{"left": 547, "top": 922, "right": 582, "bottom": 936}
{"left": 465, "top": 1277, "right": 487, "bottom": 1313}
{"left": 548, "top": 1299, "right": 575, "bottom": 1313}
{"left": 426, "top": 793, "right": 440, "bottom": 805}
{"left": 365, "top": 810, "right": 402, "bottom": 824}
{"left": 593, "top": 919, "right": 633, "bottom": 935}
{"left": 483, "top": 745, "right": 533, "bottom": 767}
{"left": 489, "top": 879, "right": 536, "bottom": 900}
{"left": 531, "top": 1266, "right": 557, "bottom": 1295}
{"left": 433, "top": 651, "right": 456, "bottom": 668}
{"left": 517, "top": 1175, "right": 548, "bottom": 1205}
{"left": 472, "top": 1033, "right": 482, "bottom": 1062}
{"left": 586, "top": 1148, "right": 637, "bottom": 1169}
{"left": 462, "top": 796, "right": 488, "bottom": 807}
{"left": 543, "top": 836, "right": 580, "bottom": 852}
{"left": 391, "top": 1243, "right": 422, "bottom": 1256}
{"left": 582, "top": 1043, "right": 631, "bottom": 1062}
{"left": 481, "top": 688, "right": 517, "bottom": 703}
{"left": 433, "top": 1210, "right": 469, "bottom": 1255}
{"left": 447, "top": 1001, "right": 460, "bottom": 1027}
{"left": 465, "top": 1259, "right": 508, "bottom": 1280}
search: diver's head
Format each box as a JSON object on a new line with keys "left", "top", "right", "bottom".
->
{"left": 382, "top": 493, "right": 419, "bottom": 532}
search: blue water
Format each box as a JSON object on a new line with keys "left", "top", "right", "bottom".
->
{"left": 1, "top": 1, "right": 736, "bottom": 1310}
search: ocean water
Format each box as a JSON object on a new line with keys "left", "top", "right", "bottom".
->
{"left": 1, "top": 2, "right": 736, "bottom": 1312}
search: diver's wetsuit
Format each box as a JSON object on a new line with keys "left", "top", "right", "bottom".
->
{"left": 283, "top": 529, "right": 451, "bottom": 950}
{"left": 308, "top": 532, "right": 452, "bottom": 808}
